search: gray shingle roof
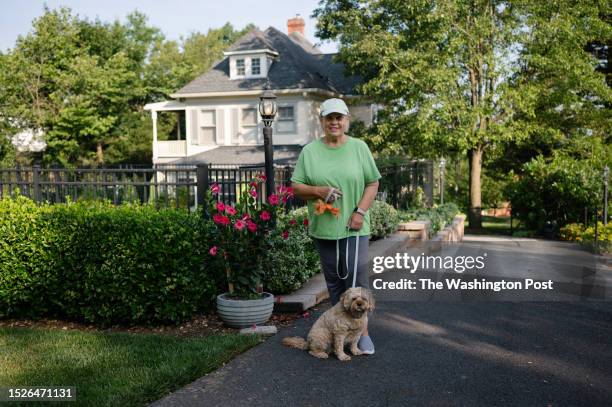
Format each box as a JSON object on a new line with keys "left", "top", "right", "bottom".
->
{"left": 174, "top": 27, "right": 361, "bottom": 96}
{"left": 225, "top": 30, "right": 276, "bottom": 53}
{"left": 167, "top": 145, "right": 302, "bottom": 166}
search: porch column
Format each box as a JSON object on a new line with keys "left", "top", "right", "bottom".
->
{"left": 152, "top": 110, "right": 158, "bottom": 162}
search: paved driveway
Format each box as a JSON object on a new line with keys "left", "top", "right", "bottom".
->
{"left": 152, "top": 237, "right": 612, "bottom": 407}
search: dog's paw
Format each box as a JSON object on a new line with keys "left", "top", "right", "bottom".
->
{"left": 309, "top": 350, "right": 329, "bottom": 359}
{"left": 351, "top": 348, "right": 364, "bottom": 356}
{"left": 337, "top": 353, "right": 352, "bottom": 362}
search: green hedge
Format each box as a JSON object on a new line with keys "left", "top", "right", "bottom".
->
{"left": 0, "top": 196, "right": 223, "bottom": 326}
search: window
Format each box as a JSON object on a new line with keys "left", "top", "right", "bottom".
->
{"left": 236, "top": 59, "right": 245, "bottom": 76}
{"left": 276, "top": 106, "right": 295, "bottom": 133}
{"left": 241, "top": 108, "right": 257, "bottom": 127}
{"left": 194, "top": 109, "right": 216, "bottom": 145}
{"left": 251, "top": 58, "right": 261, "bottom": 75}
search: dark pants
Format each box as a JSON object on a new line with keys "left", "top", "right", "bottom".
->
{"left": 314, "top": 236, "right": 370, "bottom": 306}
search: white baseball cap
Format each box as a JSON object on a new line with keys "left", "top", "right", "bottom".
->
{"left": 320, "top": 98, "right": 349, "bottom": 117}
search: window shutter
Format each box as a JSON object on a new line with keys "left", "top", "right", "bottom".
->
{"left": 217, "top": 109, "right": 224, "bottom": 145}
{"left": 190, "top": 109, "right": 198, "bottom": 144}
{"left": 231, "top": 108, "right": 239, "bottom": 144}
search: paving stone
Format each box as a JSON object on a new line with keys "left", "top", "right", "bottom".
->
{"left": 239, "top": 325, "right": 277, "bottom": 335}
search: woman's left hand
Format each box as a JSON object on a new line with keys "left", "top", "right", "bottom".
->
{"left": 348, "top": 212, "right": 364, "bottom": 231}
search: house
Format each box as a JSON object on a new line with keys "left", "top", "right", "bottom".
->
{"left": 144, "top": 16, "right": 375, "bottom": 167}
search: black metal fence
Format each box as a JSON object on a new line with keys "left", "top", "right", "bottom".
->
{"left": 0, "top": 161, "right": 433, "bottom": 211}
{"left": 378, "top": 161, "right": 434, "bottom": 208}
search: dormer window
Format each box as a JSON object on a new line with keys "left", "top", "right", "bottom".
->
{"left": 236, "top": 59, "right": 246, "bottom": 76}
{"left": 224, "top": 49, "right": 278, "bottom": 80}
{"left": 251, "top": 58, "right": 261, "bottom": 75}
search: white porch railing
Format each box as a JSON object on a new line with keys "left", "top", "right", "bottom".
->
{"left": 157, "top": 140, "right": 187, "bottom": 157}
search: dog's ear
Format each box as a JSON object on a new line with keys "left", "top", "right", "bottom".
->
{"left": 365, "top": 289, "right": 375, "bottom": 312}
{"left": 340, "top": 290, "right": 352, "bottom": 311}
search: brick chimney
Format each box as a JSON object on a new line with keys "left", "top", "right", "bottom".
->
{"left": 287, "top": 15, "right": 305, "bottom": 36}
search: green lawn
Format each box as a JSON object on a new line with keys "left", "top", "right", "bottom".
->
{"left": 0, "top": 327, "right": 262, "bottom": 406}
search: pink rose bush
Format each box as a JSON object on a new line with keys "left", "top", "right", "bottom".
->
{"left": 205, "top": 175, "right": 298, "bottom": 299}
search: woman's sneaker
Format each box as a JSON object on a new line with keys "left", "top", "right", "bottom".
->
{"left": 358, "top": 335, "right": 375, "bottom": 355}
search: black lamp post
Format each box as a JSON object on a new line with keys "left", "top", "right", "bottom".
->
{"left": 259, "top": 90, "right": 277, "bottom": 199}
{"left": 439, "top": 158, "right": 446, "bottom": 205}
{"left": 604, "top": 165, "right": 609, "bottom": 226}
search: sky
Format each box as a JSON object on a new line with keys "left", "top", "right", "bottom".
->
{"left": 0, "top": 0, "right": 339, "bottom": 53}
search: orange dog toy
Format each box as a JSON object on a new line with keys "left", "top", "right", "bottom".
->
{"left": 314, "top": 199, "right": 340, "bottom": 217}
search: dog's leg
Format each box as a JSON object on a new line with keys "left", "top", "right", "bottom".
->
{"left": 333, "top": 334, "right": 351, "bottom": 361}
{"left": 349, "top": 333, "right": 363, "bottom": 356}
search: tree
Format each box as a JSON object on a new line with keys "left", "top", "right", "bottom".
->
{"left": 0, "top": 8, "right": 135, "bottom": 166}
{"left": 0, "top": 7, "right": 255, "bottom": 167}
{"left": 314, "top": 0, "right": 611, "bottom": 228}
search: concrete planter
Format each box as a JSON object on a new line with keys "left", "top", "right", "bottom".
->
{"left": 216, "top": 292, "right": 274, "bottom": 328}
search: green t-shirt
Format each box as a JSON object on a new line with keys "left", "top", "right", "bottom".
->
{"left": 291, "top": 137, "right": 382, "bottom": 240}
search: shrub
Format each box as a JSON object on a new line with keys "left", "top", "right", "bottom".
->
{"left": 262, "top": 213, "right": 320, "bottom": 294}
{"left": 559, "top": 223, "right": 585, "bottom": 241}
{"left": 370, "top": 200, "right": 399, "bottom": 239}
{"left": 399, "top": 203, "right": 460, "bottom": 235}
{"left": 0, "top": 196, "right": 223, "bottom": 326}
{"left": 409, "top": 186, "right": 428, "bottom": 210}
{"left": 507, "top": 154, "right": 605, "bottom": 231}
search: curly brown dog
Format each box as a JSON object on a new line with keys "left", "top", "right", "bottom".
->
{"left": 282, "top": 287, "right": 375, "bottom": 361}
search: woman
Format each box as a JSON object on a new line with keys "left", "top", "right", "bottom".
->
{"left": 291, "top": 98, "right": 381, "bottom": 354}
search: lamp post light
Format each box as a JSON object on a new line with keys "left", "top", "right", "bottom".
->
{"left": 439, "top": 158, "right": 446, "bottom": 205}
{"left": 604, "top": 165, "right": 609, "bottom": 226}
{"left": 259, "top": 90, "right": 277, "bottom": 199}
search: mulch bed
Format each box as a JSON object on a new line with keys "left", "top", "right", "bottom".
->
{"left": 0, "top": 308, "right": 322, "bottom": 338}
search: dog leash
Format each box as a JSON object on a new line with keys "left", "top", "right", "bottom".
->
{"left": 329, "top": 191, "right": 359, "bottom": 289}
{"left": 335, "top": 232, "right": 360, "bottom": 288}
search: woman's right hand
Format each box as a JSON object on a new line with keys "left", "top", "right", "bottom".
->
{"left": 318, "top": 186, "right": 342, "bottom": 202}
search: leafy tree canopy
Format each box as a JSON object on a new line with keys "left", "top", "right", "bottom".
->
{"left": 0, "top": 7, "right": 253, "bottom": 167}
{"left": 314, "top": 0, "right": 611, "bottom": 227}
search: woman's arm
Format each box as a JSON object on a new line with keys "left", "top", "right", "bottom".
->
{"left": 292, "top": 183, "right": 340, "bottom": 201}
{"left": 357, "top": 180, "right": 379, "bottom": 211}
{"left": 348, "top": 180, "right": 379, "bottom": 230}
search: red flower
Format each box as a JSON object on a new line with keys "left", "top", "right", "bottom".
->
{"left": 289, "top": 219, "right": 297, "bottom": 226}
{"left": 282, "top": 230, "right": 289, "bottom": 240}
{"left": 260, "top": 211, "right": 271, "bottom": 221}
{"left": 246, "top": 220, "right": 257, "bottom": 233}
{"left": 249, "top": 188, "right": 258, "bottom": 198}
{"left": 210, "top": 183, "right": 220, "bottom": 194}
{"left": 220, "top": 216, "right": 230, "bottom": 226}
{"left": 241, "top": 213, "right": 251, "bottom": 221}
{"left": 225, "top": 206, "right": 237, "bottom": 216}
{"left": 234, "top": 219, "right": 246, "bottom": 231}
{"left": 209, "top": 246, "right": 218, "bottom": 256}
{"left": 250, "top": 181, "right": 258, "bottom": 188}
{"left": 257, "top": 173, "right": 267, "bottom": 181}
{"left": 213, "top": 213, "right": 225, "bottom": 225}
{"left": 215, "top": 201, "right": 225, "bottom": 212}
{"left": 268, "top": 194, "right": 280, "bottom": 205}
{"left": 303, "top": 219, "right": 309, "bottom": 226}
{"left": 277, "top": 185, "right": 294, "bottom": 199}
